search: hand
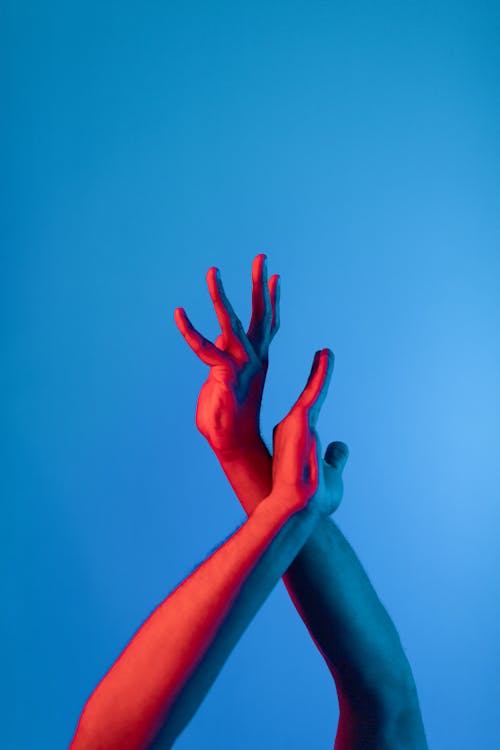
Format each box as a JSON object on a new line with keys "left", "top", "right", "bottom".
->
{"left": 271, "top": 349, "right": 349, "bottom": 515}
{"left": 174, "top": 254, "right": 280, "bottom": 454}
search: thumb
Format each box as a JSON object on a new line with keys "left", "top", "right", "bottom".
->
{"left": 324, "top": 441, "right": 349, "bottom": 472}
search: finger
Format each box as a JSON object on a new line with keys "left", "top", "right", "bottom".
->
{"left": 206, "top": 267, "right": 254, "bottom": 359}
{"left": 307, "top": 349, "right": 335, "bottom": 425}
{"left": 268, "top": 274, "right": 280, "bottom": 340}
{"left": 324, "top": 441, "right": 349, "bottom": 472}
{"left": 174, "top": 307, "right": 229, "bottom": 366}
{"left": 307, "top": 434, "right": 319, "bottom": 489}
{"left": 295, "top": 349, "right": 334, "bottom": 425}
{"left": 247, "top": 254, "right": 272, "bottom": 347}
{"left": 287, "top": 349, "right": 321, "bottom": 411}
{"left": 283, "top": 350, "right": 320, "bottom": 422}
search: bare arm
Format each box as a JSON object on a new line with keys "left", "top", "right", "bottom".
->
{"left": 221, "top": 442, "right": 427, "bottom": 749}
{"left": 175, "top": 255, "right": 427, "bottom": 749}
{"left": 69, "top": 350, "right": 334, "bottom": 750}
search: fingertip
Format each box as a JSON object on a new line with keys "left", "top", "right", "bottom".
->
{"left": 339, "top": 440, "right": 349, "bottom": 457}
{"left": 206, "top": 266, "right": 217, "bottom": 281}
{"left": 342, "top": 445, "right": 350, "bottom": 466}
{"left": 325, "top": 441, "right": 349, "bottom": 468}
{"left": 206, "top": 266, "right": 221, "bottom": 298}
{"left": 174, "top": 306, "right": 185, "bottom": 323}
{"left": 320, "top": 348, "right": 335, "bottom": 376}
{"left": 311, "top": 349, "right": 334, "bottom": 407}
{"left": 268, "top": 273, "right": 280, "bottom": 290}
{"left": 174, "top": 306, "right": 192, "bottom": 335}
{"left": 252, "top": 253, "right": 267, "bottom": 283}
{"left": 173, "top": 308, "right": 188, "bottom": 338}
{"left": 268, "top": 274, "right": 280, "bottom": 306}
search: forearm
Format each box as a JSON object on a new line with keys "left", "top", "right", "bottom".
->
{"left": 285, "top": 518, "right": 427, "bottom": 748}
{"left": 70, "top": 494, "right": 319, "bottom": 750}
{"left": 217, "top": 439, "right": 272, "bottom": 513}
{"left": 218, "top": 441, "right": 427, "bottom": 745}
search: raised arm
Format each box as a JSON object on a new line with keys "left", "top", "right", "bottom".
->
{"left": 69, "top": 351, "right": 337, "bottom": 750}
{"left": 175, "top": 255, "right": 428, "bottom": 749}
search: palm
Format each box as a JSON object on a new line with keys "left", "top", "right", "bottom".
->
{"left": 196, "top": 359, "right": 266, "bottom": 452}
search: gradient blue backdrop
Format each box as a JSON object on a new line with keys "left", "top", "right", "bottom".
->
{"left": 4, "top": 2, "right": 500, "bottom": 748}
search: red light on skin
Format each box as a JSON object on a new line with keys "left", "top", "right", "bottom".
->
{"left": 69, "top": 346, "right": 340, "bottom": 750}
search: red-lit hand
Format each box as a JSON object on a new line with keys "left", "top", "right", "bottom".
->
{"left": 271, "top": 348, "right": 348, "bottom": 516}
{"left": 174, "top": 254, "right": 279, "bottom": 454}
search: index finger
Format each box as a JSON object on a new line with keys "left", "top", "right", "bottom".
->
{"left": 174, "top": 307, "right": 229, "bottom": 367}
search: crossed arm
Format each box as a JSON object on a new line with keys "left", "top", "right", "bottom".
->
{"left": 70, "top": 351, "right": 338, "bottom": 750}
{"left": 70, "top": 256, "right": 427, "bottom": 750}
{"left": 174, "top": 255, "right": 428, "bottom": 749}
{"left": 221, "top": 444, "right": 427, "bottom": 750}
{"left": 70, "top": 501, "right": 321, "bottom": 750}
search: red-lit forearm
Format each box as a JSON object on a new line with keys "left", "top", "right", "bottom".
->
{"left": 70, "top": 494, "right": 319, "bottom": 750}
{"left": 217, "top": 440, "right": 272, "bottom": 513}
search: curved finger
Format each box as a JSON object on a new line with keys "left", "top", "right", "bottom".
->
{"left": 174, "top": 307, "right": 229, "bottom": 366}
{"left": 268, "top": 273, "right": 280, "bottom": 339}
{"left": 247, "top": 254, "right": 272, "bottom": 347}
{"left": 206, "top": 267, "right": 254, "bottom": 359}
{"left": 307, "top": 348, "right": 334, "bottom": 425}
{"left": 294, "top": 349, "right": 334, "bottom": 425}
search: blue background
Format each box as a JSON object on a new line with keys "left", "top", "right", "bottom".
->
{"left": 4, "top": 1, "right": 500, "bottom": 748}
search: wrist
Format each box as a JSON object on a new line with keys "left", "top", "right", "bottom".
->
{"left": 214, "top": 434, "right": 269, "bottom": 464}
{"left": 263, "top": 488, "right": 322, "bottom": 524}
{"left": 211, "top": 437, "right": 273, "bottom": 515}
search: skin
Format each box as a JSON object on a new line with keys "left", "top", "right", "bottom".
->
{"left": 69, "top": 351, "right": 340, "bottom": 750}
{"left": 175, "top": 254, "right": 428, "bottom": 749}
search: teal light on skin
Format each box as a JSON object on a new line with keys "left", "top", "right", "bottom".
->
{"left": 70, "top": 256, "right": 427, "bottom": 749}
